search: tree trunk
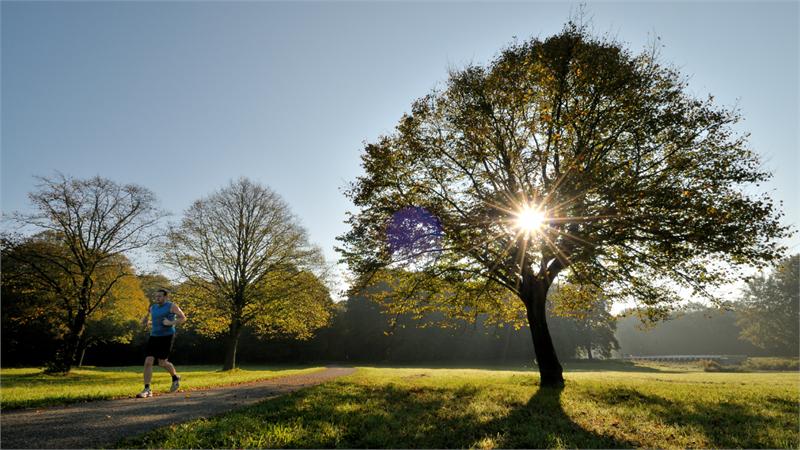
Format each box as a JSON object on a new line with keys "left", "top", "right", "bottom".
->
{"left": 586, "top": 339, "right": 593, "bottom": 361}
{"left": 47, "top": 311, "right": 87, "bottom": 374}
{"left": 521, "top": 277, "right": 564, "bottom": 387}
{"left": 222, "top": 321, "right": 242, "bottom": 371}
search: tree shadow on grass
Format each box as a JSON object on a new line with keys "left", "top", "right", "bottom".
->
{"left": 119, "top": 380, "right": 469, "bottom": 448}
{"left": 477, "top": 383, "right": 635, "bottom": 448}
{"left": 589, "top": 386, "right": 799, "bottom": 448}
{"left": 120, "top": 378, "right": 635, "bottom": 449}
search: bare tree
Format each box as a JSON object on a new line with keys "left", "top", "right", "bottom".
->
{"left": 162, "top": 177, "right": 329, "bottom": 370}
{"left": 2, "top": 174, "right": 163, "bottom": 372}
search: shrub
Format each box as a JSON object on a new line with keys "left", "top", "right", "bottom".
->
{"left": 741, "top": 357, "right": 800, "bottom": 371}
{"left": 699, "top": 359, "right": 723, "bottom": 372}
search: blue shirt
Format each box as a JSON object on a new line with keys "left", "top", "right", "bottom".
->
{"left": 150, "top": 302, "right": 176, "bottom": 337}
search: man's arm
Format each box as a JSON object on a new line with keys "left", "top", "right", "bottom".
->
{"left": 164, "top": 303, "right": 187, "bottom": 326}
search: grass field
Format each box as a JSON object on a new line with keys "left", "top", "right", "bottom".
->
{"left": 0, "top": 365, "right": 324, "bottom": 410}
{"left": 117, "top": 362, "right": 799, "bottom": 449}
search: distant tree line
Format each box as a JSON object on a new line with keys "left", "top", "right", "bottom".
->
{"left": 1, "top": 172, "right": 795, "bottom": 370}
{"left": 617, "top": 255, "right": 798, "bottom": 357}
{"left": 1, "top": 282, "right": 619, "bottom": 367}
{"left": 4, "top": 253, "right": 796, "bottom": 368}
{"left": 616, "top": 304, "right": 764, "bottom": 357}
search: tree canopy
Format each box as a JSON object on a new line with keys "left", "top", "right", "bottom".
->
{"left": 339, "top": 23, "right": 790, "bottom": 385}
{"left": 163, "top": 177, "right": 331, "bottom": 369}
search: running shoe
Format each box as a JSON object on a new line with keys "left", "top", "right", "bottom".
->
{"left": 169, "top": 377, "right": 181, "bottom": 393}
{"left": 136, "top": 388, "right": 152, "bottom": 398}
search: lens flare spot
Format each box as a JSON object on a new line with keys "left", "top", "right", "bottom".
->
{"left": 515, "top": 206, "right": 546, "bottom": 233}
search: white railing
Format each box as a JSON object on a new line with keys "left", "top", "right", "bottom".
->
{"left": 623, "top": 354, "right": 748, "bottom": 363}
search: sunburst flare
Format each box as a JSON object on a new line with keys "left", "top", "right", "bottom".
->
{"left": 515, "top": 206, "right": 546, "bottom": 234}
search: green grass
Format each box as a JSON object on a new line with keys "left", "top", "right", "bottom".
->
{"left": 0, "top": 365, "right": 324, "bottom": 410}
{"left": 629, "top": 356, "right": 800, "bottom": 373}
{"left": 120, "top": 364, "right": 800, "bottom": 449}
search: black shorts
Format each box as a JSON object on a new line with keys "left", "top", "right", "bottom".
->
{"left": 144, "top": 334, "right": 175, "bottom": 360}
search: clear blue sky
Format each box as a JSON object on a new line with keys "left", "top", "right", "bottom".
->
{"left": 3, "top": 1, "right": 798, "bottom": 297}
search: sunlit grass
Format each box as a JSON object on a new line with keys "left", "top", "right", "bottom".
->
{"left": 0, "top": 365, "right": 324, "bottom": 410}
{"left": 120, "top": 365, "right": 799, "bottom": 449}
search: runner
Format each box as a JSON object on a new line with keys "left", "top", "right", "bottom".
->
{"left": 136, "top": 289, "right": 187, "bottom": 398}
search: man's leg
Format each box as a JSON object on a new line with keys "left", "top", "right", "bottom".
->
{"left": 137, "top": 356, "right": 155, "bottom": 397}
{"left": 159, "top": 358, "right": 181, "bottom": 393}
{"left": 157, "top": 358, "right": 178, "bottom": 377}
{"left": 144, "top": 356, "right": 155, "bottom": 385}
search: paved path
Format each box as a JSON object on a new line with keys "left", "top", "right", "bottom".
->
{"left": 1, "top": 367, "right": 355, "bottom": 449}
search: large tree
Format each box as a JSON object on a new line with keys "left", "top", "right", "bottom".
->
{"left": 3, "top": 175, "right": 162, "bottom": 372}
{"left": 736, "top": 254, "right": 799, "bottom": 356}
{"left": 163, "top": 177, "right": 330, "bottom": 370}
{"left": 338, "top": 24, "right": 790, "bottom": 386}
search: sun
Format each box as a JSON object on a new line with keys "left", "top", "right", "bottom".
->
{"left": 515, "top": 206, "right": 546, "bottom": 234}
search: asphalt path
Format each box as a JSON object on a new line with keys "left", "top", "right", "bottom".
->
{"left": 1, "top": 367, "right": 355, "bottom": 449}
